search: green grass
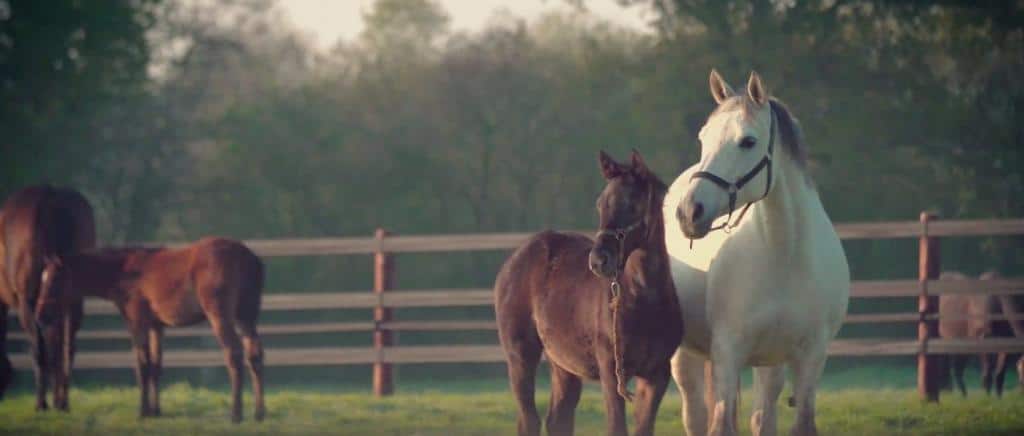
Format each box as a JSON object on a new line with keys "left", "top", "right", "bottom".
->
{"left": 1, "top": 381, "right": 1023, "bottom": 435}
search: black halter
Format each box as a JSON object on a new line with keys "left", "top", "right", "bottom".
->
{"left": 594, "top": 218, "right": 643, "bottom": 278}
{"left": 690, "top": 107, "right": 776, "bottom": 233}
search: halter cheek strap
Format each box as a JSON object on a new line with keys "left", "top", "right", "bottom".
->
{"left": 690, "top": 107, "right": 776, "bottom": 234}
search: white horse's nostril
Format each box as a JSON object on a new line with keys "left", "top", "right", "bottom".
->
{"left": 691, "top": 202, "right": 705, "bottom": 221}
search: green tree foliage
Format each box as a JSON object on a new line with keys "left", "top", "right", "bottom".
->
{"left": 2, "top": 0, "right": 1021, "bottom": 288}
{"left": 0, "top": 0, "right": 158, "bottom": 191}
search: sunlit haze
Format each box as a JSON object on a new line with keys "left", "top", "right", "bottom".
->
{"left": 277, "top": 0, "right": 652, "bottom": 50}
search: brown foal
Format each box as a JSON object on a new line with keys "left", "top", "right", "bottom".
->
{"left": 35, "top": 237, "right": 265, "bottom": 423}
{"left": 495, "top": 150, "right": 683, "bottom": 436}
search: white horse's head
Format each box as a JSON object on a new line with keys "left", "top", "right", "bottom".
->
{"left": 678, "top": 70, "right": 776, "bottom": 239}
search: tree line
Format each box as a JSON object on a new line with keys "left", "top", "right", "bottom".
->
{"left": 2, "top": 0, "right": 1021, "bottom": 294}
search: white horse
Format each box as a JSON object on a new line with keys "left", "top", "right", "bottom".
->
{"left": 662, "top": 70, "right": 850, "bottom": 436}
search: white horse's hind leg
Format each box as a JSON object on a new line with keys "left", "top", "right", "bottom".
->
{"left": 751, "top": 366, "right": 785, "bottom": 436}
{"left": 789, "top": 350, "right": 827, "bottom": 436}
{"left": 671, "top": 348, "right": 707, "bottom": 436}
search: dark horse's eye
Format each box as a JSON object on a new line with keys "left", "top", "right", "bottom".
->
{"left": 739, "top": 136, "right": 756, "bottom": 149}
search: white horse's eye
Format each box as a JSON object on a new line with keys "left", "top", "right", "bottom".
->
{"left": 739, "top": 136, "right": 757, "bottom": 149}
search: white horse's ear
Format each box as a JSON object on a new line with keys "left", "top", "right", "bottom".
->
{"left": 709, "top": 69, "right": 735, "bottom": 104}
{"left": 747, "top": 71, "right": 768, "bottom": 106}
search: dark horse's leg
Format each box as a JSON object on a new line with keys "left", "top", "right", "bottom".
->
{"left": 498, "top": 327, "right": 542, "bottom": 436}
{"left": 148, "top": 326, "right": 164, "bottom": 416}
{"left": 1017, "top": 355, "right": 1024, "bottom": 392}
{"left": 210, "top": 316, "right": 245, "bottom": 423}
{"left": 994, "top": 352, "right": 1009, "bottom": 397}
{"left": 0, "top": 302, "right": 13, "bottom": 400}
{"left": 981, "top": 353, "right": 994, "bottom": 395}
{"left": 53, "top": 301, "right": 82, "bottom": 411}
{"left": 952, "top": 355, "right": 968, "bottom": 397}
{"left": 237, "top": 322, "right": 265, "bottom": 421}
{"left": 598, "top": 358, "right": 628, "bottom": 436}
{"left": 545, "top": 363, "right": 582, "bottom": 436}
{"left": 17, "top": 300, "right": 47, "bottom": 410}
{"left": 128, "top": 322, "right": 153, "bottom": 418}
{"left": 632, "top": 365, "right": 671, "bottom": 436}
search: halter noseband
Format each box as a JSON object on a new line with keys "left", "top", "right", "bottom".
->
{"left": 690, "top": 106, "right": 776, "bottom": 233}
{"left": 594, "top": 218, "right": 644, "bottom": 280}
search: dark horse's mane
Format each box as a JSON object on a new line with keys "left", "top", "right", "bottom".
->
{"left": 630, "top": 165, "right": 668, "bottom": 241}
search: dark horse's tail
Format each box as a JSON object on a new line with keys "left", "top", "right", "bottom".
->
{"left": 236, "top": 246, "right": 265, "bottom": 325}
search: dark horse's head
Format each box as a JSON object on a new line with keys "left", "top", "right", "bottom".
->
{"left": 588, "top": 150, "right": 661, "bottom": 280}
{"left": 35, "top": 256, "right": 72, "bottom": 328}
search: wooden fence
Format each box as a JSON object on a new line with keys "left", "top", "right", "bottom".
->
{"left": 8, "top": 215, "right": 1024, "bottom": 401}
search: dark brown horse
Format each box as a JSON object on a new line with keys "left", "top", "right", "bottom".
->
{"left": 0, "top": 185, "right": 95, "bottom": 410}
{"left": 495, "top": 150, "right": 683, "bottom": 436}
{"left": 35, "top": 237, "right": 265, "bottom": 422}
{"left": 939, "top": 271, "right": 1023, "bottom": 397}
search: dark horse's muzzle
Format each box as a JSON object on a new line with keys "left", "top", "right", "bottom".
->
{"left": 588, "top": 244, "right": 619, "bottom": 279}
{"left": 589, "top": 220, "right": 642, "bottom": 280}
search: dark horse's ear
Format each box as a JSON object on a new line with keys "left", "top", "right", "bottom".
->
{"left": 630, "top": 149, "right": 650, "bottom": 178}
{"left": 599, "top": 150, "right": 625, "bottom": 180}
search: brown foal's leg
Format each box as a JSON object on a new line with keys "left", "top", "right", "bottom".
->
{"left": 545, "top": 363, "right": 582, "bottom": 436}
{"left": 632, "top": 366, "right": 671, "bottom": 436}
{"left": 210, "top": 316, "right": 245, "bottom": 423}
{"left": 598, "top": 359, "right": 628, "bottom": 436}
{"left": 148, "top": 327, "right": 164, "bottom": 416}
{"left": 501, "top": 335, "right": 541, "bottom": 436}
{"left": 238, "top": 322, "right": 265, "bottom": 421}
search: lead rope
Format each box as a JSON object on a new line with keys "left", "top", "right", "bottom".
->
{"left": 609, "top": 278, "right": 632, "bottom": 401}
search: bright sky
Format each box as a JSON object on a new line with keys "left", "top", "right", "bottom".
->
{"left": 278, "top": 0, "right": 652, "bottom": 50}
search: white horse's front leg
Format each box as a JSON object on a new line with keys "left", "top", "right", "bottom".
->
{"left": 671, "top": 347, "right": 707, "bottom": 436}
{"left": 789, "top": 348, "right": 827, "bottom": 436}
{"left": 751, "top": 366, "right": 785, "bottom": 436}
{"left": 708, "top": 341, "right": 741, "bottom": 436}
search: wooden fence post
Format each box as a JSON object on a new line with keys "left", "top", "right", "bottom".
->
{"left": 373, "top": 228, "right": 395, "bottom": 397}
{"left": 918, "top": 212, "right": 941, "bottom": 402}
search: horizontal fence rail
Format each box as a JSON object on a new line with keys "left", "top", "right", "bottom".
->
{"left": 6, "top": 217, "right": 1024, "bottom": 399}
{"left": 9, "top": 278, "right": 1023, "bottom": 343}
{"left": 136, "top": 219, "right": 1024, "bottom": 257}
{"left": 12, "top": 338, "right": 1024, "bottom": 370}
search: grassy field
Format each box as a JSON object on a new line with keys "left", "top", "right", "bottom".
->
{"left": 1, "top": 378, "right": 1022, "bottom": 436}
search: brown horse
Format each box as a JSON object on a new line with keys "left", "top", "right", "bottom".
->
{"left": 0, "top": 185, "right": 95, "bottom": 410}
{"left": 495, "top": 150, "right": 683, "bottom": 436}
{"left": 35, "top": 237, "right": 265, "bottom": 422}
{"left": 939, "top": 271, "right": 1023, "bottom": 397}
